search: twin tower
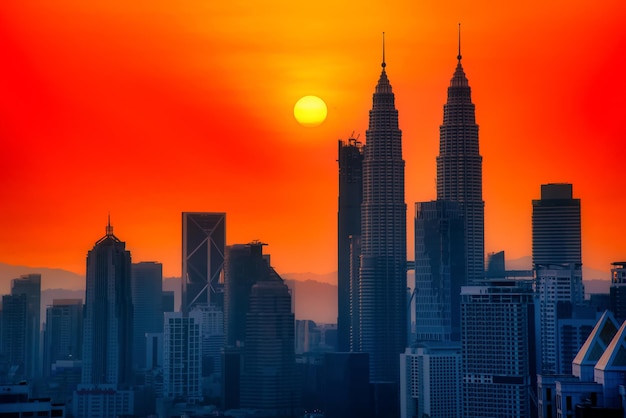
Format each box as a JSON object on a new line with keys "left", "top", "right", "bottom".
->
{"left": 337, "top": 31, "right": 484, "bottom": 383}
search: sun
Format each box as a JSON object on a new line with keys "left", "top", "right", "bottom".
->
{"left": 293, "top": 96, "right": 327, "bottom": 127}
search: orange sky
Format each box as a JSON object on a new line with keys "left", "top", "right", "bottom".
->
{"left": 1, "top": 1, "right": 625, "bottom": 281}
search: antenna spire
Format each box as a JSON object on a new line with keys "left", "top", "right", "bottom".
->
{"left": 381, "top": 32, "right": 386, "bottom": 69}
{"left": 106, "top": 213, "right": 113, "bottom": 236}
{"left": 457, "top": 23, "right": 462, "bottom": 62}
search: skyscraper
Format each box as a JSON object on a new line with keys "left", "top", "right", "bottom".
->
{"left": 337, "top": 137, "right": 363, "bottom": 352}
{"left": 532, "top": 183, "right": 584, "bottom": 374}
{"left": 240, "top": 279, "right": 299, "bottom": 416}
{"left": 436, "top": 29, "right": 484, "bottom": 285}
{"left": 461, "top": 280, "right": 536, "bottom": 417}
{"left": 359, "top": 36, "right": 407, "bottom": 383}
{"left": 81, "top": 221, "right": 133, "bottom": 386}
{"left": 43, "top": 299, "right": 83, "bottom": 376}
{"left": 131, "top": 261, "right": 163, "bottom": 371}
{"left": 224, "top": 241, "right": 272, "bottom": 348}
{"left": 182, "top": 212, "right": 226, "bottom": 313}
{"left": 1, "top": 294, "right": 28, "bottom": 380}
{"left": 532, "top": 183, "right": 582, "bottom": 267}
{"left": 414, "top": 200, "right": 465, "bottom": 343}
{"left": 8, "top": 274, "right": 41, "bottom": 379}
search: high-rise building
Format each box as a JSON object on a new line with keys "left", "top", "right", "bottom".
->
{"left": 348, "top": 235, "right": 362, "bottom": 351}
{"left": 1, "top": 293, "right": 28, "bottom": 380}
{"left": 224, "top": 241, "right": 272, "bottom": 348}
{"left": 359, "top": 36, "right": 407, "bottom": 383}
{"left": 533, "top": 183, "right": 584, "bottom": 374}
{"left": 81, "top": 221, "right": 133, "bottom": 386}
{"left": 337, "top": 137, "right": 363, "bottom": 352}
{"left": 131, "top": 261, "right": 163, "bottom": 371}
{"left": 182, "top": 212, "right": 226, "bottom": 313}
{"left": 436, "top": 31, "right": 484, "bottom": 285}
{"left": 461, "top": 280, "right": 536, "bottom": 417}
{"left": 10, "top": 274, "right": 41, "bottom": 379}
{"left": 414, "top": 200, "right": 465, "bottom": 343}
{"left": 532, "top": 183, "right": 582, "bottom": 267}
{"left": 43, "top": 299, "right": 83, "bottom": 377}
{"left": 240, "top": 279, "right": 299, "bottom": 416}
{"left": 163, "top": 310, "right": 203, "bottom": 402}
{"left": 609, "top": 262, "right": 626, "bottom": 322}
{"left": 400, "top": 343, "right": 462, "bottom": 418}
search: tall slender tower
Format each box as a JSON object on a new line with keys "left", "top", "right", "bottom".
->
{"left": 337, "top": 137, "right": 363, "bottom": 352}
{"left": 436, "top": 26, "right": 484, "bottom": 284}
{"left": 359, "top": 34, "right": 407, "bottom": 383}
{"left": 81, "top": 220, "right": 133, "bottom": 386}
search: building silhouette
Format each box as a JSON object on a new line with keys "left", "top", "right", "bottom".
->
{"left": 131, "top": 261, "right": 163, "bottom": 371}
{"left": 532, "top": 183, "right": 582, "bottom": 267}
{"left": 7, "top": 274, "right": 41, "bottom": 380}
{"left": 240, "top": 279, "right": 299, "bottom": 417}
{"left": 414, "top": 200, "right": 465, "bottom": 343}
{"left": 436, "top": 30, "right": 484, "bottom": 285}
{"left": 163, "top": 310, "right": 203, "bottom": 402}
{"left": 43, "top": 299, "right": 83, "bottom": 377}
{"left": 337, "top": 137, "right": 363, "bottom": 352}
{"left": 81, "top": 220, "right": 133, "bottom": 386}
{"left": 359, "top": 36, "right": 407, "bottom": 383}
{"left": 223, "top": 241, "right": 271, "bottom": 348}
{"left": 461, "top": 280, "right": 536, "bottom": 417}
{"left": 533, "top": 183, "right": 584, "bottom": 374}
{"left": 1, "top": 294, "right": 28, "bottom": 381}
{"left": 609, "top": 262, "right": 626, "bottom": 322}
{"left": 182, "top": 212, "right": 226, "bottom": 313}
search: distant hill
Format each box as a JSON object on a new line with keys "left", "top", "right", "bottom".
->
{"left": 0, "top": 262, "right": 84, "bottom": 293}
{"left": 282, "top": 271, "right": 337, "bottom": 285}
{"left": 284, "top": 279, "right": 337, "bottom": 324}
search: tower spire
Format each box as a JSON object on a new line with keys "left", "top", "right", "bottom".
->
{"left": 457, "top": 23, "right": 462, "bottom": 62}
{"left": 106, "top": 213, "right": 113, "bottom": 236}
{"left": 382, "top": 32, "right": 386, "bottom": 69}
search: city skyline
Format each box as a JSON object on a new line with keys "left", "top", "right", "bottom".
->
{"left": 1, "top": 1, "right": 625, "bottom": 280}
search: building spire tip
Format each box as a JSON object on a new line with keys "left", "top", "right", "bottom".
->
{"left": 457, "top": 23, "right": 462, "bottom": 62}
{"left": 381, "top": 32, "right": 386, "bottom": 69}
{"left": 106, "top": 212, "right": 113, "bottom": 236}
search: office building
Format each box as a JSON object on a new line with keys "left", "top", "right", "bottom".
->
{"left": 533, "top": 183, "right": 584, "bottom": 374}
{"left": 224, "top": 241, "right": 272, "bottom": 348}
{"left": 609, "top": 262, "right": 626, "bottom": 322}
{"left": 349, "top": 234, "right": 361, "bottom": 351}
{"left": 81, "top": 220, "right": 133, "bottom": 386}
{"left": 414, "top": 200, "right": 465, "bottom": 343}
{"left": 0, "top": 383, "right": 66, "bottom": 417}
{"left": 1, "top": 294, "right": 28, "bottom": 381}
{"left": 400, "top": 343, "right": 461, "bottom": 418}
{"left": 436, "top": 31, "right": 484, "bottom": 285}
{"left": 131, "top": 261, "right": 163, "bottom": 371}
{"left": 9, "top": 274, "right": 41, "bottom": 379}
{"left": 240, "top": 279, "right": 299, "bottom": 416}
{"left": 532, "top": 183, "right": 582, "bottom": 267}
{"left": 337, "top": 137, "right": 363, "bottom": 352}
{"left": 43, "top": 299, "right": 83, "bottom": 377}
{"left": 359, "top": 37, "right": 407, "bottom": 383}
{"left": 182, "top": 212, "right": 226, "bottom": 313}
{"left": 163, "top": 310, "right": 203, "bottom": 402}
{"left": 461, "top": 280, "right": 536, "bottom": 417}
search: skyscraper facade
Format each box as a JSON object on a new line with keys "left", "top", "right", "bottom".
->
{"left": 532, "top": 183, "right": 582, "bottom": 267}
{"left": 182, "top": 212, "right": 226, "bottom": 313}
{"left": 532, "top": 183, "right": 584, "bottom": 374}
{"left": 436, "top": 38, "right": 484, "bottom": 285}
{"left": 461, "top": 280, "right": 536, "bottom": 417}
{"left": 359, "top": 41, "right": 407, "bottom": 383}
{"left": 223, "top": 241, "right": 272, "bottom": 348}
{"left": 337, "top": 137, "right": 363, "bottom": 352}
{"left": 43, "top": 299, "right": 83, "bottom": 376}
{"left": 241, "top": 280, "right": 299, "bottom": 416}
{"left": 414, "top": 200, "right": 465, "bottom": 343}
{"left": 81, "top": 222, "right": 133, "bottom": 386}
{"left": 609, "top": 262, "right": 626, "bottom": 323}
{"left": 1, "top": 293, "right": 28, "bottom": 380}
{"left": 131, "top": 261, "right": 163, "bottom": 371}
{"left": 8, "top": 274, "right": 41, "bottom": 379}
